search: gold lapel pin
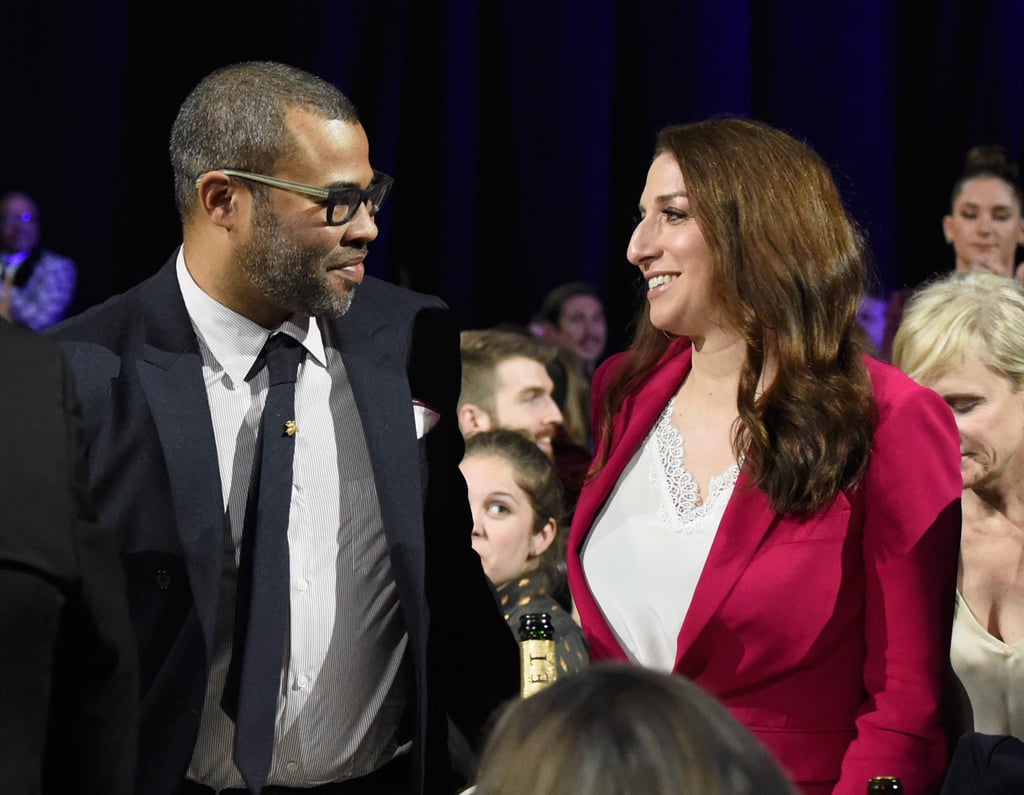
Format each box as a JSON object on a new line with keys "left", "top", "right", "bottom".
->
{"left": 283, "top": 420, "right": 298, "bottom": 437}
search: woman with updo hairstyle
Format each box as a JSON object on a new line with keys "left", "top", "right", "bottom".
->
{"left": 881, "top": 143, "right": 1024, "bottom": 359}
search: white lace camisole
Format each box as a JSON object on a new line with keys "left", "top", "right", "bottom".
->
{"left": 581, "top": 397, "right": 741, "bottom": 671}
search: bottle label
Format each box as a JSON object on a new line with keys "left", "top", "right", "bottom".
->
{"left": 520, "top": 639, "right": 557, "bottom": 697}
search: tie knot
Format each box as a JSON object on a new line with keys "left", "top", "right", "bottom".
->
{"left": 250, "top": 333, "right": 304, "bottom": 385}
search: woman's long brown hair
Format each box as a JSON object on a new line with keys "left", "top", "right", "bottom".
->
{"left": 593, "top": 117, "right": 876, "bottom": 516}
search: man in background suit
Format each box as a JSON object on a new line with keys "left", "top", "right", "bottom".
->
{"left": 0, "top": 318, "right": 137, "bottom": 794}
{"left": 49, "top": 61, "right": 517, "bottom": 795}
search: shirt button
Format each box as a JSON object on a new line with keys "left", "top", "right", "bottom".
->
{"left": 297, "top": 674, "right": 309, "bottom": 689}
{"left": 286, "top": 760, "right": 298, "bottom": 773}
{"left": 297, "top": 579, "right": 309, "bottom": 592}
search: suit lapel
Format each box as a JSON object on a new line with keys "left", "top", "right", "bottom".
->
{"left": 674, "top": 470, "right": 778, "bottom": 668}
{"left": 328, "top": 305, "right": 425, "bottom": 597}
{"left": 136, "top": 260, "right": 225, "bottom": 654}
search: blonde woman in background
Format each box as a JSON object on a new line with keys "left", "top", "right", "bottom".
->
{"left": 893, "top": 271, "right": 1024, "bottom": 741}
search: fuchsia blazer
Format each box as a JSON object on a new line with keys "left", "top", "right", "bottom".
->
{"left": 568, "top": 339, "right": 962, "bottom": 795}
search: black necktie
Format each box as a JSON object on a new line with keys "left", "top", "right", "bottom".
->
{"left": 224, "top": 332, "right": 305, "bottom": 793}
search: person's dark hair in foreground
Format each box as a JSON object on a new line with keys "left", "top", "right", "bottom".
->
{"left": 472, "top": 663, "right": 798, "bottom": 795}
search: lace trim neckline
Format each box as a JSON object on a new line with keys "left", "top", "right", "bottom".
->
{"left": 651, "top": 396, "right": 742, "bottom": 531}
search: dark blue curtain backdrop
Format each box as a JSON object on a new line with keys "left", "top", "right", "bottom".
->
{"left": 6, "top": 1, "right": 1024, "bottom": 354}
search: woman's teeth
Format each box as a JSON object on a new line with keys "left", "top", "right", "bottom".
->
{"left": 648, "top": 274, "right": 678, "bottom": 289}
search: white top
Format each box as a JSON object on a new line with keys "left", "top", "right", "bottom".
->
{"left": 951, "top": 590, "right": 1024, "bottom": 739}
{"left": 582, "top": 398, "right": 740, "bottom": 671}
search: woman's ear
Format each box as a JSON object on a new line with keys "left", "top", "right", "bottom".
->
{"left": 942, "top": 214, "right": 955, "bottom": 244}
{"left": 529, "top": 517, "right": 557, "bottom": 559}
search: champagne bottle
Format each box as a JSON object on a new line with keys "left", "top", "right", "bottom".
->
{"left": 867, "top": 776, "right": 903, "bottom": 793}
{"left": 518, "top": 612, "right": 557, "bottom": 697}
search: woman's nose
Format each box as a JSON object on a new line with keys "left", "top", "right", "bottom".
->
{"left": 627, "top": 217, "right": 655, "bottom": 267}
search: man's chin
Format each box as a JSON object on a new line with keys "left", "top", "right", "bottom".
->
{"left": 334, "top": 289, "right": 355, "bottom": 316}
{"left": 311, "top": 284, "right": 356, "bottom": 318}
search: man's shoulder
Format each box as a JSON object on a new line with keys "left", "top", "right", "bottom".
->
{"left": 358, "top": 275, "right": 448, "bottom": 313}
{"left": 0, "top": 318, "right": 64, "bottom": 367}
{"left": 338, "top": 276, "right": 452, "bottom": 338}
{"left": 48, "top": 272, "right": 161, "bottom": 343}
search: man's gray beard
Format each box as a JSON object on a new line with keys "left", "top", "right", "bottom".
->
{"left": 237, "top": 202, "right": 357, "bottom": 318}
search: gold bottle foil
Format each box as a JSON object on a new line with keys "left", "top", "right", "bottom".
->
{"left": 520, "top": 638, "right": 557, "bottom": 697}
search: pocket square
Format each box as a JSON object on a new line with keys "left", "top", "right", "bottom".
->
{"left": 413, "top": 399, "right": 441, "bottom": 438}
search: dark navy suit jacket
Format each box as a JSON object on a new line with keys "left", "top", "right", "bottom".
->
{"left": 0, "top": 319, "right": 137, "bottom": 794}
{"left": 49, "top": 254, "right": 517, "bottom": 795}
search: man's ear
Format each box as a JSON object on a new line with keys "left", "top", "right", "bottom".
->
{"left": 194, "top": 171, "right": 247, "bottom": 230}
{"left": 458, "top": 403, "right": 492, "bottom": 436}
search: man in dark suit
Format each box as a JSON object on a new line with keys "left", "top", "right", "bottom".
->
{"left": 49, "top": 61, "right": 517, "bottom": 795}
{"left": 0, "top": 318, "right": 137, "bottom": 794}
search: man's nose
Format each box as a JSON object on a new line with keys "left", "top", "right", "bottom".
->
{"left": 342, "top": 201, "right": 379, "bottom": 242}
{"left": 545, "top": 397, "right": 564, "bottom": 424}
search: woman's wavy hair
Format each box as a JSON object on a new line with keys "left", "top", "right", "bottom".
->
{"left": 593, "top": 117, "right": 876, "bottom": 516}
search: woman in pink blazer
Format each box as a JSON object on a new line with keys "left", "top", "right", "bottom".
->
{"left": 567, "top": 117, "right": 962, "bottom": 795}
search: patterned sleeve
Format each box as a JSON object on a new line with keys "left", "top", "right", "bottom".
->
{"left": 12, "top": 252, "right": 78, "bottom": 330}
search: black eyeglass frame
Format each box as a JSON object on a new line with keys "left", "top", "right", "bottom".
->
{"left": 196, "top": 168, "right": 394, "bottom": 226}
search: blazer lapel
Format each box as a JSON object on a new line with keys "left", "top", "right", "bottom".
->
{"left": 575, "top": 340, "right": 694, "bottom": 541}
{"left": 572, "top": 338, "right": 781, "bottom": 669}
{"left": 136, "top": 260, "right": 225, "bottom": 655}
{"left": 571, "top": 341, "right": 694, "bottom": 658}
{"left": 674, "top": 470, "right": 778, "bottom": 669}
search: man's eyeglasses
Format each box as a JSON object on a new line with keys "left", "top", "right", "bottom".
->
{"left": 197, "top": 169, "right": 394, "bottom": 226}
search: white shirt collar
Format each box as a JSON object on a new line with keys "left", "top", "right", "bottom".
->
{"left": 174, "top": 247, "right": 327, "bottom": 386}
